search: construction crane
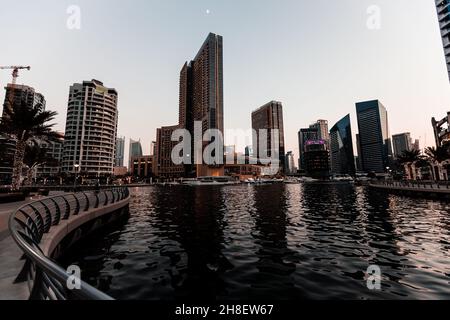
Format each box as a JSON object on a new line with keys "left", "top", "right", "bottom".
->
{"left": 0, "top": 65, "right": 31, "bottom": 86}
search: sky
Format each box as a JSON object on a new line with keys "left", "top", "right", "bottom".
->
{"left": 0, "top": 0, "right": 449, "bottom": 167}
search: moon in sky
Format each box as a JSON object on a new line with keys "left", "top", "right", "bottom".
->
{"left": 206, "top": 9, "right": 210, "bottom": 14}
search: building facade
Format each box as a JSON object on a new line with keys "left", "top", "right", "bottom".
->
{"left": 356, "top": 100, "right": 392, "bottom": 173}
{"left": 304, "top": 140, "right": 330, "bottom": 178}
{"left": 154, "top": 125, "right": 185, "bottom": 179}
{"left": 432, "top": 112, "right": 450, "bottom": 147}
{"left": 298, "top": 127, "right": 319, "bottom": 171}
{"left": 252, "top": 101, "right": 286, "bottom": 174}
{"left": 130, "top": 155, "right": 154, "bottom": 179}
{"left": 115, "top": 136, "right": 125, "bottom": 167}
{"left": 129, "top": 139, "right": 143, "bottom": 170}
{"left": 61, "top": 80, "right": 118, "bottom": 177}
{"left": 35, "top": 136, "right": 64, "bottom": 179}
{"left": 436, "top": 0, "right": 450, "bottom": 81}
{"left": 285, "top": 151, "right": 296, "bottom": 174}
{"left": 392, "top": 133, "right": 412, "bottom": 158}
{"left": 330, "top": 114, "right": 356, "bottom": 175}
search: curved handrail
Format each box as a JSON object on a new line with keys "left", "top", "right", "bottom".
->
{"left": 9, "top": 187, "right": 130, "bottom": 300}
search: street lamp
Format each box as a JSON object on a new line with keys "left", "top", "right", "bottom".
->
{"left": 73, "top": 164, "right": 80, "bottom": 191}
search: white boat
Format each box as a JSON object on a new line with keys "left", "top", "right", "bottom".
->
{"left": 331, "top": 175, "right": 355, "bottom": 183}
{"left": 297, "top": 177, "right": 319, "bottom": 183}
{"left": 182, "top": 176, "right": 239, "bottom": 186}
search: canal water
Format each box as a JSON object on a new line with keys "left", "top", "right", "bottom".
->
{"left": 61, "top": 184, "right": 450, "bottom": 300}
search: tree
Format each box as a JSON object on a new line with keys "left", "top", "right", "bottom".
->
{"left": 397, "top": 149, "right": 422, "bottom": 180}
{"left": 23, "top": 142, "right": 60, "bottom": 186}
{"left": 0, "top": 99, "right": 59, "bottom": 190}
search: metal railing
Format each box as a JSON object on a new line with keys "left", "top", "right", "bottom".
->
{"left": 371, "top": 180, "right": 450, "bottom": 190}
{"left": 9, "top": 187, "right": 130, "bottom": 300}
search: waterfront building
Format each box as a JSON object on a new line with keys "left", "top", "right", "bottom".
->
{"left": 115, "top": 136, "right": 125, "bottom": 167}
{"left": 1, "top": 84, "right": 46, "bottom": 183}
{"left": 113, "top": 166, "right": 128, "bottom": 177}
{"left": 35, "top": 135, "right": 64, "bottom": 179}
{"left": 310, "top": 120, "right": 330, "bottom": 142}
{"left": 435, "top": 0, "right": 450, "bottom": 81}
{"left": 154, "top": 125, "right": 185, "bottom": 179}
{"left": 129, "top": 139, "right": 143, "bottom": 170}
{"left": 304, "top": 140, "right": 330, "bottom": 178}
{"left": 356, "top": 100, "right": 392, "bottom": 173}
{"left": 176, "top": 33, "right": 224, "bottom": 177}
{"left": 252, "top": 101, "right": 286, "bottom": 174}
{"left": 330, "top": 114, "right": 356, "bottom": 175}
{"left": 392, "top": 133, "right": 412, "bottom": 158}
{"left": 61, "top": 80, "right": 118, "bottom": 178}
{"left": 245, "top": 146, "right": 253, "bottom": 157}
{"left": 285, "top": 151, "right": 296, "bottom": 174}
{"left": 413, "top": 139, "right": 421, "bottom": 151}
{"left": 224, "top": 164, "right": 263, "bottom": 181}
{"left": 432, "top": 112, "right": 450, "bottom": 147}
{"left": 298, "top": 127, "right": 319, "bottom": 171}
{"left": 130, "top": 155, "right": 153, "bottom": 179}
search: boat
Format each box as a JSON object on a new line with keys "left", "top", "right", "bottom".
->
{"left": 331, "top": 174, "right": 355, "bottom": 183}
{"left": 182, "top": 176, "right": 239, "bottom": 186}
{"left": 297, "top": 177, "right": 320, "bottom": 183}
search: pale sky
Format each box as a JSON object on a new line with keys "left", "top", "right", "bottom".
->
{"left": 1, "top": 0, "right": 449, "bottom": 166}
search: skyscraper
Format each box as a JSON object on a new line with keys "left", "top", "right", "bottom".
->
{"left": 252, "top": 101, "right": 286, "bottom": 174}
{"left": 115, "top": 136, "right": 125, "bottom": 167}
{"left": 435, "top": 0, "right": 450, "bottom": 81}
{"left": 330, "top": 114, "right": 356, "bottom": 175}
{"left": 356, "top": 100, "right": 392, "bottom": 173}
{"left": 310, "top": 120, "right": 330, "bottom": 142}
{"left": 298, "top": 127, "right": 319, "bottom": 171}
{"left": 285, "top": 151, "right": 296, "bottom": 174}
{"left": 2, "top": 84, "right": 46, "bottom": 117}
{"left": 175, "top": 33, "right": 224, "bottom": 177}
{"left": 61, "top": 80, "right": 118, "bottom": 177}
{"left": 392, "top": 133, "right": 412, "bottom": 158}
{"left": 129, "top": 139, "right": 143, "bottom": 169}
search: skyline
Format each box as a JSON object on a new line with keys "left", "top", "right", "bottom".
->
{"left": 1, "top": 0, "right": 450, "bottom": 166}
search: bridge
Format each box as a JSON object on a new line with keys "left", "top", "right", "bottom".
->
{"left": 0, "top": 187, "right": 130, "bottom": 300}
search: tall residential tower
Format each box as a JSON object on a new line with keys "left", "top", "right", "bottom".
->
{"left": 436, "top": 0, "right": 450, "bottom": 81}
{"left": 61, "top": 80, "right": 118, "bottom": 177}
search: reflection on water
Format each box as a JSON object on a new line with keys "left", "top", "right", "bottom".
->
{"left": 61, "top": 185, "right": 450, "bottom": 300}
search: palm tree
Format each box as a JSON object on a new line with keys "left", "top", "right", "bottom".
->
{"left": 23, "top": 142, "right": 60, "bottom": 186}
{"left": 425, "top": 146, "right": 450, "bottom": 181}
{"left": 0, "top": 99, "right": 59, "bottom": 190}
{"left": 397, "top": 149, "right": 421, "bottom": 180}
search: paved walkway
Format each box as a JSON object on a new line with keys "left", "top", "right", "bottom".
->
{"left": 0, "top": 192, "right": 65, "bottom": 300}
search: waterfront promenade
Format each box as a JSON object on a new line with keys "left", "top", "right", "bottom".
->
{"left": 369, "top": 181, "right": 450, "bottom": 199}
{"left": 0, "top": 197, "right": 43, "bottom": 300}
{"left": 0, "top": 189, "right": 129, "bottom": 300}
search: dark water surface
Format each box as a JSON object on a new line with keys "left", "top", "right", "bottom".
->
{"left": 61, "top": 184, "right": 450, "bottom": 300}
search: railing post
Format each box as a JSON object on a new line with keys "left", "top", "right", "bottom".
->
{"left": 82, "top": 192, "right": 90, "bottom": 211}
{"left": 61, "top": 196, "right": 70, "bottom": 220}
{"left": 49, "top": 198, "right": 61, "bottom": 226}
{"left": 95, "top": 192, "right": 100, "bottom": 208}
{"left": 73, "top": 194, "right": 80, "bottom": 215}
